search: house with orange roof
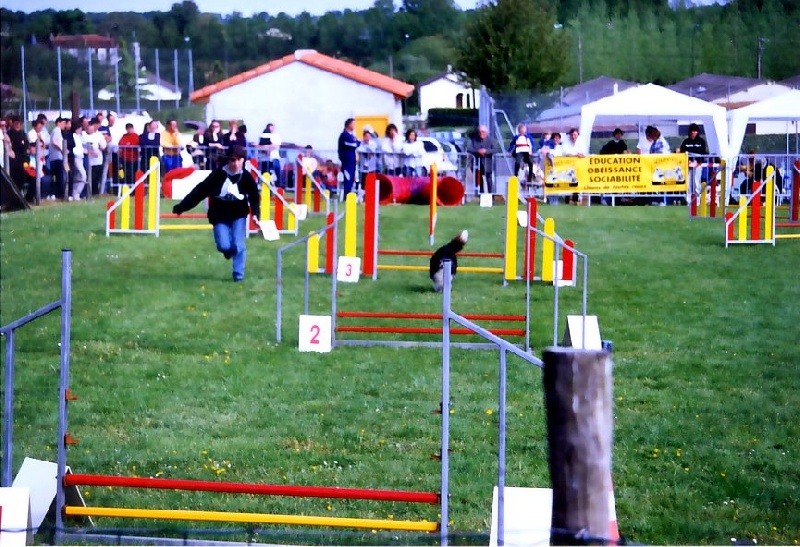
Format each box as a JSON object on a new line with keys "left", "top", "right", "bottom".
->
{"left": 190, "top": 49, "right": 414, "bottom": 152}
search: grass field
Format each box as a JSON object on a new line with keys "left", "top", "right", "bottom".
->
{"left": 1, "top": 197, "right": 799, "bottom": 545}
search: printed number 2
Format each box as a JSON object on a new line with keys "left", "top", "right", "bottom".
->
{"left": 309, "top": 325, "right": 320, "bottom": 344}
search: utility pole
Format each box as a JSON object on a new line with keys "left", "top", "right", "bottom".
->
{"left": 757, "top": 37, "right": 766, "bottom": 80}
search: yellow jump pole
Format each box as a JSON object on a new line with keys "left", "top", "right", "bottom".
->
{"left": 737, "top": 196, "right": 748, "bottom": 241}
{"left": 304, "top": 173, "right": 312, "bottom": 208}
{"left": 120, "top": 185, "right": 131, "bottom": 230}
{"left": 288, "top": 203, "right": 296, "bottom": 232}
{"left": 148, "top": 156, "right": 159, "bottom": 232}
{"left": 504, "top": 176, "right": 519, "bottom": 281}
{"left": 64, "top": 506, "right": 437, "bottom": 533}
{"left": 345, "top": 192, "right": 357, "bottom": 257}
{"left": 700, "top": 182, "right": 708, "bottom": 218}
{"left": 765, "top": 165, "right": 774, "bottom": 242}
{"left": 260, "top": 178, "right": 271, "bottom": 222}
{"left": 307, "top": 232, "right": 320, "bottom": 273}
{"left": 541, "top": 218, "right": 555, "bottom": 283}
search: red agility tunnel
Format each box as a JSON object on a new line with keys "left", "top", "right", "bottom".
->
{"left": 375, "top": 174, "right": 464, "bottom": 206}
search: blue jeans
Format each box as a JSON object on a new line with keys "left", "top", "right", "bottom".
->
{"left": 213, "top": 217, "right": 247, "bottom": 281}
{"left": 162, "top": 154, "right": 181, "bottom": 174}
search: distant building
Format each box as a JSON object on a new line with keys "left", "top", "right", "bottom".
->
{"left": 49, "top": 34, "right": 119, "bottom": 65}
{"left": 190, "top": 49, "right": 414, "bottom": 150}
{"left": 97, "top": 75, "right": 181, "bottom": 102}
{"left": 418, "top": 66, "right": 477, "bottom": 120}
{"left": 668, "top": 73, "right": 791, "bottom": 108}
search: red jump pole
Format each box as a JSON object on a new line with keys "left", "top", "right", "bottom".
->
{"left": 275, "top": 189, "right": 285, "bottom": 231}
{"left": 134, "top": 181, "right": 145, "bottom": 230}
{"left": 64, "top": 474, "right": 439, "bottom": 504}
{"left": 524, "top": 198, "right": 537, "bottom": 281}
{"left": 363, "top": 174, "right": 377, "bottom": 278}
{"left": 107, "top": 201, "right": 116, "bottom": 230}
{"left": 751, "top": 181, "right": 762, "bottom": 240}
{"left": 709, "top": 172, "right": 718, "bottom": 218}
{"left": 562, "top": 238, "right": 575, "bottom": 283}
{"left": 337, "top": 311, "right": 525, "bottom": 321}
{"left": 336, "top": 326, "right": 526, "bottom": 336}
{"left": 725, "top": 212, "right": 734, "bottom": 241}
{"left": 325, "top": 212, "right": 335, "bottom": 275}
{"left": 313, "top": 185, "right": 321, "bottom": 213}
{"left": 791, "top": 160, "right": 800, "bottom": 223}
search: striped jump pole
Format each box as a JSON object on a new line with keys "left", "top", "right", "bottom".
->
{"left": 105, "top": 158, "right": 160, "bottom": 237}
{"left": 724, "top": 173, "right": 776, "bottom": 247}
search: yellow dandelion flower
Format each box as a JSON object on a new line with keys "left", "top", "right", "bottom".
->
{"left": 202, "top": 450, "right": 207, "bottom": 455}
{"left": 683, "top": 467, "right": 689, "bottom": 472}
{"left": 721, "top": 472, "right": 726, "bottom": 477}
{"left": 486, "top": 409, "right": 493, "bottom": 415}
{"left": 387, "top": 514, "right": 394, "bottom": 520}
{"left": 84, "top": 490, "right": 90, "bottom": 497}
{"left": 676, "top": 449, "right": 682, "bottom": 457}
{"left": 449, "top": 409, "right": 455, "bottom": 414}
{"left": 201, "top": 311, "right": 208, "bottom": 317}
{"left": 327, "top": 504, "right": 332, "bottom": 511}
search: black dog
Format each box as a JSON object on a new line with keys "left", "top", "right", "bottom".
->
{"left": 430, "top": 230, "right": 468, "bottom": 292}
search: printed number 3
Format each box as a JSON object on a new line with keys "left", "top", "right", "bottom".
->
{"left": 345, "top": 263, "right": 352, "bottom": 277}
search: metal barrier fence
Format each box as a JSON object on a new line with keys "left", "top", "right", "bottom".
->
{"left": 1, "top": 249, "right": 72, "bottom": 488}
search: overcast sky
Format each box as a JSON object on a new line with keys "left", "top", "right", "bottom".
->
{"left": 3, "top": 0, "right": 483, "bottom": 16}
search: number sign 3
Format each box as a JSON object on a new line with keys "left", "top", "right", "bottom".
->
{"left": 336, "top": 256, "right": 361, "bottom": 283}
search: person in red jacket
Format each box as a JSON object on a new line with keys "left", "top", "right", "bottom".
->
{"left": 118, "top": 123, "right": 140, "bottom": 188}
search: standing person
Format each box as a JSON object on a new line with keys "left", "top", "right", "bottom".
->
{"left": 161, "top": 119, "right": 183, "bottom": 174}
{"left": 679, "top": 122, "right": 710, "bottom": 196}
{"left": 223, "top": 120, "right": 246, "bottom": 151}
{"left": 561, "top": 128, "right": 587, "bottom": 204}
{"left": 0, "top": 118, "right": 9, "bottom": 173}
{"left": 171, "top": 145, "right": 261, "bottom": 282}
{"left": 7, "top": 115, "right": 27, "bottom": 190}
{"left": 62, "top": 118, "right": 74, "bottom": 199}
{"left": 401, "top": 128, "right": 425, "bottom": 177}
{"left": 206, "top": 120, "right": 225, "bottom": 171}
{"left": 381, "top": 123, "right": 403, "bottom": 175}
{"left": 599, "top": 128, "right": 629, "bottom": 155}
{"left": 118, "top": 123, "right": 140, "bottom": 188}
{"left": 258, "top": 123, "right": 282, "bottom": 183}
{"left": 645, "top": 125, "right": 669, "bottom": 154}
{"left": 188, "top": 124, "right": 208, "bottom": 168}
{"left": 467, "top": 124, "right": 499, "bottom": 194}
{"left": 48, "top": 117, "right": 66, "bottom": 201}
{"left": 507, "top": 122, "right": 535, "bottom": 185}
{"left": 139, "top": 120, "right": 161, "bottom": 173}
{"left": 357, "top": 126, "right": 379, "bottom": 181}
{"left": 337, "top": 118, "right": 360, "bottom": 195}
{"left": 83, "top": 118, "right": 107, "bottom": 196}
{"left": 102, "top": 111, "right": 123, "bottom": 192}
{"left": 70, "top": 123, "right": 87, "bottom": 201}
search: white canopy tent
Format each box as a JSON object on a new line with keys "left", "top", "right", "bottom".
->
{"left": 578, "top": 83, "right": 729, "bottom": 157}
{"left": 727, "top": 89, "right": 800, "bottom": 156}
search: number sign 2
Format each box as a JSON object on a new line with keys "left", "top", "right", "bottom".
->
{"left": 298, "top": 315, "right": 332, "bottom": 353}
{"left": 336, "top": 256, "right": 361, "bottom": 283}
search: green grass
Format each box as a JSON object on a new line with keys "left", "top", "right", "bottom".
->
{"left": 1, "top": 198, "right": 799, "bottom": 545}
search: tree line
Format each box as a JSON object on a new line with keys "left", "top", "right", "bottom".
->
{"left": 0, "top": 0, "right": 797, "bottom": 111}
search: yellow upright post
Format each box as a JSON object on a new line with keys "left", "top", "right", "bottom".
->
{"left": 504, "top": 176, "right": 519, "bottom": 281}
{"left": 737, "top": 197, "right": 748, "bottom": 241}
{"left": 542, "top": 218, "right": 555, "bottom": 283}
{"left": 261, "top": 180, "right": 271, "bottom": 221}
{"left": 304, "top": 174, "right": 312, "bottom": 207}
{"left": 120, "top": 185, "right": 131, "bottom": 230}
{"left": 700, "top": 183, "right": 708, "bottom": 218}
{"left": 288, "top": 204, "right": 296, "bottom": 232}
{"left": 307, "top": 233, "right": 320, "bottom": 273}
{"left": 764, "top": 165, "right": 775, "bottom": 241}
{"left": 345, "top": 192, "right": 357, "bottom": 257}
{"left": 148, "top": 156, "right": 159, "bottom": 231}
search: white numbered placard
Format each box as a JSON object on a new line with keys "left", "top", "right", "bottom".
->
{"left": 336, "top": 256, "right": 361, "bottom": 283}
{"left": 480, "top": 193, "right": 493, "bottom": 207}
{"left": 517, "top": 210, "right": 528, "bottom": 227}
{"left": 298, "top": 315, "right": 332, "bottom": 353}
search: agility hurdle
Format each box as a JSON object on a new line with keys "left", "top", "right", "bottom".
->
{"left": 724, "top": 167, "right": 776, "bottom": 246}
{"left": 105, "top": 157, "right": 161, "bottom": 236}
{"left": 774, "top": 159, "right": 800, "bottom": 240}
{"left": 295, "top": 153, "right": 332, "bottom": 216}
{"left": 361, "top": 175, "right": 569, "bottom": 284}
{"left": 688, "top": 159, "right": 727, "bottom": 219}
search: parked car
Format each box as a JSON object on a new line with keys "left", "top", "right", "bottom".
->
{"left": 418, "top": 137, "right": 458, "bottom": 176}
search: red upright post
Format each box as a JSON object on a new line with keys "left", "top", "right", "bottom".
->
{"left": 523, "top": 198, "right": 537, "bottom": 280}
{"left": 562, "top": 239, "right": 575, "bottom": 283}
{"left": 363, "top": 173, "right": 377, "bottom": 277}
{"left": 791, "top": 160, "right": 800, "bottom": 223}
{"left": 725, "top": 212, "right": 734, "bottom": 241}
{"left": 275, "top": 189, "right": 285, "bottom": 231}
{"left": 709, "top": 175, "right": 717, "bottom": 218}
{"left": 313, "top": 185, "right": 321, "bottom": 213}
{"left": 107, "top": 201, "right": 116, "bottom": 230}
{"left": 325, "top": 212, "right": 335, "bottom": 275}
{"left": 751, "top": 183, "right": 762, "bottom": 241}
{"left": 134, "top": 181, "right": 145, "bottom": 230}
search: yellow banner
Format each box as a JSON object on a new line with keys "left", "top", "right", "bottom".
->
{"left": 544, "top": 154, "right": 689, "bottom": 194}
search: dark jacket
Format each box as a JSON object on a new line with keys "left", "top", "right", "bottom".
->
{"left": 338, "top": 130, "right": 360, "bottom": 166}
{"left": 679, "top": 135, "right": 709, "bottom": 157}
{"left": 599, "top": 139, "right": 629, "bottom": 155}
{"left": 173, "top": 166, "right": 260, "bottom": 225}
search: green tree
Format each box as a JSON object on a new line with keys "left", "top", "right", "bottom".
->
{"left": 457, "top": 0, "right": 567, "bottom": 92}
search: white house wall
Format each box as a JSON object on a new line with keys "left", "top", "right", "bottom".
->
{"left": 713, "top": 83, "right": 792, "bottom": 104}
{"left": 204, "top": 62, "right": 404, "bottom": 153}
{"left": 419, "top": 77, "right": 476, "bottom": 118}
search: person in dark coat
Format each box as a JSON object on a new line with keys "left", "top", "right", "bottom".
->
{"left": 172, "top": 146, "right": 261, "bottom": 282}
{"left": 599, "top": 128, "right": 629, "bottom": 155}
